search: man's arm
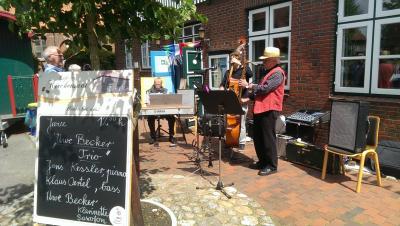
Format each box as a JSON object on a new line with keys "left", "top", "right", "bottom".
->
{"left": 253, "top": 71, "right": 284, "bottom": 95}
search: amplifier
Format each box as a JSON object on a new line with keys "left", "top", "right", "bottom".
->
{"left": 287, "top": 110, "right": 330, "bottom": 125}
{"left": 285, "top": 141, "right": 340, "bottom": 174}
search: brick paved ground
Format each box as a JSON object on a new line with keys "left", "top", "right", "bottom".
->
{"left": 138, "top": 119, "right": 400, "bottom": 226}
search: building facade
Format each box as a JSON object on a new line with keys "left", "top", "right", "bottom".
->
{"left": 117, "top": 0, "right": 400, "bottom": 144}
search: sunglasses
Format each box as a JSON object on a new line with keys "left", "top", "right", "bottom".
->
{"left": 50, "top": 53, "right": 64, "bottom": 57}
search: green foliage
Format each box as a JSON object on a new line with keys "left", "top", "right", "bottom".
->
{"left": 383, "top": 0, "right": 400, "bottom": 10}
{"left": 344, "top": 0, "right": 361, "bottom": 17}
{"left": 0, "top": 0, "right": 207, "bottom": 69}
{"left": 64, "top": 48, "right": 115, "bottom": 70}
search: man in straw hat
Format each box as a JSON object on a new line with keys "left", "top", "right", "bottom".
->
{"left": 239, "top": 47, "right": 285, "bottom": 176}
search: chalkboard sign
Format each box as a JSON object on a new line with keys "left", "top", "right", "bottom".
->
{"left": 36, "top": 115, "right": 129, "bottom": 225}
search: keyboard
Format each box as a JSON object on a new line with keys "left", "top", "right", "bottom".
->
{"left": 140, "top": 104, "right": 194, "bottom": 116}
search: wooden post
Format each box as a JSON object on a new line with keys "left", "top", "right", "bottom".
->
{"left": 7, "top": 75, "right": 17, "bottom": 116}
{"left": 33, "top": 74, "right": 39, "bottom": 102}
{"left": 130, "top": 144, "right": 144, "bottom": 226}
{"left": 130, "top": 68, "right": 143, "bottom": 225}
{"left": 134, "top": 123, "right": 140, "bottom": 176}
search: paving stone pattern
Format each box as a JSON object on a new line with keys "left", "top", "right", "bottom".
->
{"left": 141, "top": 174, "right": 274, "bottom": 226}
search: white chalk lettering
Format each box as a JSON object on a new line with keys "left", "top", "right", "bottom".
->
{"left": 46, "top": 175, "right": 66, "bottom": 186}
{"left": 97, "top": 117, "right": 126, "bottom": 127}
{"left": 77, "top": 206, "right": 108, "bottom": 217}
{"left": 105, "top": 168, "right": 126, "bottom": 182}
{"left": 99, "top": 181, "right": 121, "bottom": 193}
{"left": 77, "top": 214, "right": 106, "bottom": 224}
{"left": 68, "top": 176, "right": 91, "bottom": 189}
{"left": 78, "top": 149, "right": 103, "bottom": 161}
{"left": 55, "top": 133, "right": 73, "bottom": 144}
{"left": 46, "top": 160, "right": 64, "bottom": 174}
{"left": 46, "top": 118, "right": 68, "bottom": 134}
{"left": 46, "top": 190, "right": 62, "bottom": 202}
{"left": 76, "top": 134, "right": 114, "bottom": 148}
{"left": 65, "top": 193, "right": 98, "bottom": 206}
{"left": 70, "top": 162, "right": 105, "bottom": 175}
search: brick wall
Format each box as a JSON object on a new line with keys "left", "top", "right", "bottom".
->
{"left": 116, "top": 0, "right": 400, "bottom": 143}
{"left": 284, "top": 0, "right": 337, "bottom": 146}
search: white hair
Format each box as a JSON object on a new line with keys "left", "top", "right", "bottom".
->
{"left": 42, "top": 46, "right": 59, "bottom": 62}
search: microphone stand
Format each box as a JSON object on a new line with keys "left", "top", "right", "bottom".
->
{"left": 215, "top": 104, "right": 234, "bottom": 198}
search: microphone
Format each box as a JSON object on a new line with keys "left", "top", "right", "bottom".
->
{"left": 193, "top": 66, "right": 217, "bottom": 74}
{"left": 247, "top": 61, "right": 262, "bottom": 66}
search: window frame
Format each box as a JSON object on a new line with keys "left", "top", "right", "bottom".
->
{"left": 248, "top": 7, "right": 269, "bottom": 36}
{"left": 376, "top": 0, "right": 400, "bottom": 18}
{"left": 248, "top": 36, "right": 267, "bottom": 66}
{"left": 208, "top": 54, "right": 229, "bottom": 90}
{"left": 32, "top": 37, "right": 46, "bottom": 58}
{"left": 141, "top": 41, "right": 151, "bottom": 69}
{"left": 124, "top": 40, "right": 133, "bottom": 69}
{"left": 335, "top": 21, "right": 373, "bottom": 94}
{"left": 248, "top": 2, "right": 292, "bottom": 90}
{"left": 269, "top": 32, "right": 291, "bottom": 89}
{"left": 338, "top": 0, "right": 374, "bottom": 23}
{"left": 270, "top": 1, "right": 292, "bottom": 33}
{"left": 179, "top": 23, "right": 201, "bottom": 43}
{"left": 371, "top": 16, "right": 400, "bottom": 95}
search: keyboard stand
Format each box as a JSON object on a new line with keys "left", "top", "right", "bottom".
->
{"left": 155, "top": 115, "right": 188, "bottom": 144}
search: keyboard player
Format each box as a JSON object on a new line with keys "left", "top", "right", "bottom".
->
{"left": 145, "top": 78, "right": 176, "bottom": 147}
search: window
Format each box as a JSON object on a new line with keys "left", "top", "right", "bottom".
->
{"left": 141, "top": 41, "right": 151, "bottom": 69}
{"left": 371, "top": 17, "right": 400, "bottom": 95}
{"left": 125, "top": 40, "right": 133, "bottom": 69}
{"left": 338, "top": 0, "right": 374, "bottom": 22}
{"left": 208, "top": 54, "right": 229, "bottom": 89}
{"left": 32, "top": 37, "right": 46, "bottom": 59}
{"left": 376, "top": 0, "right": 400, "bottom": 17}
{"left": 336, "top": 0, "right": 400, "bottom": 95}
{"left": 335, "top": 21, "right": 373, "bottom": 93}
{"left": 270, "top": 2, "right": 291, "bottom": 33}
{"left": 179, "top": 23, "right": 201, "bottom": 43}
{"left": 248, "top": 2, "right": 292, "bottom": 89}
{"left": 249, "top": 8, "right": 269, "bottom": 36}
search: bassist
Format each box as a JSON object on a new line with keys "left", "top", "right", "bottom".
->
{"left": 219, "top": 51, "right": 253, "bottom": 151}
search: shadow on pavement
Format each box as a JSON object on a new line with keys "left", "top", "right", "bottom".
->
{"left": 4, "top": 119, "right": 28, "bottom": 137}
{"left": 0, "top": 183, "right": 33, "bottom": 204}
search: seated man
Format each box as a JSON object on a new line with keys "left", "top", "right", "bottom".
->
{"left": 146, "top": 78, "right": 176, "bottom": 146}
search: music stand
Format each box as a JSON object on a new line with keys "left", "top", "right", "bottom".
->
{"left": 197, "top": 90, "right": 244, "bottom": 198}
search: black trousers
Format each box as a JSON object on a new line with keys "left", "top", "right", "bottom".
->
{"left": 253, "top": 110, "right": 278, "bottom": 169}
{"left": 147, "top": 115, "right": 175, "bottom": 139}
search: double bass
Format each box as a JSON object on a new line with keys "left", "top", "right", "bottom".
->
{"left": 225, "top": 40, "right": 248, "bottom": 147}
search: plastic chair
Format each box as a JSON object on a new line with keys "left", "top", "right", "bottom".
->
{"left": 321, "top": 116, "right": 382, "bottom": 193}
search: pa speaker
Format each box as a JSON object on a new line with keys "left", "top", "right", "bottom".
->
{"left": 328, "top": 100, "right": 369, "bottom": 153}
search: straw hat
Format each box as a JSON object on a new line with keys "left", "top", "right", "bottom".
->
{"left": 259, "top": 47, "right": 281, "bottom": 60}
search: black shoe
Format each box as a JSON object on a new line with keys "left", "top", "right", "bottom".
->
{"left": 249, "top": 161, "right": 263, "bottom": 170}
{"left": 258, "top": 167, "right": 277, "bottom": 176}
{"left": 169, "top": 137, "right": 177, "bottom": 147}
{"left": 149, "top": 138, "right": 156, "bottom": 145}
